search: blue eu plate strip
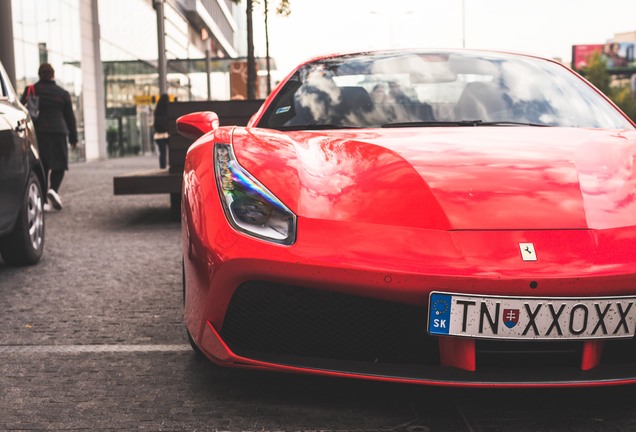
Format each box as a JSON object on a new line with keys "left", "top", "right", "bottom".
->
{"left": 428, "top": 293, "right": 452, "bottom": 335}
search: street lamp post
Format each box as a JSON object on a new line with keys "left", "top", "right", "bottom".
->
{"left": 202, "top": 28, "right": 211, "bottom": 100}
{"left": 154, "top": 0, "right": 167, "bottom": 95}
{"left": 264, "top": 0, "right": 271, "bottom": 95}
{"left": 462, "top": 0, "right": 466, "bottom": 48}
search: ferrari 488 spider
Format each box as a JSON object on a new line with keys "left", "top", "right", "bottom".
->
{"left": 178, "top": 49, "right": 636, "bottom": 387}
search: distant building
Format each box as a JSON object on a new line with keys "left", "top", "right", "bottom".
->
{"left": 7, "top": 0, "right": 242, "bottom": 161}
{"left": 614, "top": 31, "right": 636, "bottom": 44}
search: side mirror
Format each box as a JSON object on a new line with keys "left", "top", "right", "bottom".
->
{"left": 176, "top": 111, "right": 220, "bottom": 140}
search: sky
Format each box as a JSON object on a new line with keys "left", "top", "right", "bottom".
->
{"left": 251, "top": 0, "right": 636, "bottom": 77}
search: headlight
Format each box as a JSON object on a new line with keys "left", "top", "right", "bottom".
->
{"left": 214, "top": 143, "right": 297, "bottom": 245}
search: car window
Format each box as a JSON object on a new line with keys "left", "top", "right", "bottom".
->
{"left": 0, "top": 70, "right": 7, "bottom": 98}
{"left": 0, "top": 62, "right": 13, "bottom": 100}
{"left": 258, "top": 51, "right": 635, "bottom": 130}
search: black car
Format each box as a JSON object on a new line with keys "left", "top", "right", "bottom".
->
{"left": 0, "top": 61, "right": 46, "bottom": 265}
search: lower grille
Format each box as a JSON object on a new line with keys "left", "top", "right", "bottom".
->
{"left": 476, "top": 340, "right": 582, "bottom": 368}
{"left": 220, "top": 281, "right": 439, "bottom": 365}
{"left": 602, "top": 339, "right": 636, "bottom": 364}
{"left": 218, "top": 281, "right": 636, "bottom": 383}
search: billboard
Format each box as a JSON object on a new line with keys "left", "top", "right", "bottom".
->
{"left": 573, "top": 42, "right": 635, "bottom": 70}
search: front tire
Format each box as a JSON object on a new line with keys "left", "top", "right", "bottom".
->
{"left": 0, "top": 172, "right": 45, "bottom": 265}
{"left": 183, "top": 257, "right": 203, "bottom": 356}
{"left": 186, "top": 327, "right": 204, "bottom": 356}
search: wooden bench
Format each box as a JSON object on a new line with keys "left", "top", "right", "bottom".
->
{"left": 113, "top": 100, "right": 264, "bottom": 216}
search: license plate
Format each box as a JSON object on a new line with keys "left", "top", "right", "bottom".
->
{"left": 427, "top": 292, "right": 636, "bottom": 340}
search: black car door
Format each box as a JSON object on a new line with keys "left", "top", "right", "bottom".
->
{"left": 0, "top": 64, "right": 29, "bottom": 235}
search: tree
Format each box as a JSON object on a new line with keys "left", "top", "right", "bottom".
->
{"left": 232, "top": 0, "right": 290, "bottom": 99}
{"left": 582, "top": 51, "right": 611, "bottom": 95}
{"left": 582, "top": 51, "right": 636, "bottom": 122}
{"left": 611, "top": 85, "right": 636, "bottom": 121}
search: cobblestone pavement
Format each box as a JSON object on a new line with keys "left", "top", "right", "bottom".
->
{"left": 1, "top": 155, "right": 636, "bottom": 431}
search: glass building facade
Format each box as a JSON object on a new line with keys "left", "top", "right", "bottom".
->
{"left": 10, "top": 0, "right": 240, "bottom": 161}
{"left": 12, "top": 0, "right": 85, "bottom": 160}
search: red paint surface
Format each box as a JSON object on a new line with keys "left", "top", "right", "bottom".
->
{"left": 180, "top": 124, "right": 636, "bottom": 386}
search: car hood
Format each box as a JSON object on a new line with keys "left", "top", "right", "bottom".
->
{"left": 231, "top": 127, "right": 636, "bottom": 230}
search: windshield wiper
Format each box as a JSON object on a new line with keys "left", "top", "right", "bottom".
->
{"left": 277, "top": 124, "right": 362, "bottom": 131}
{"left": 479, "top": 121, "right": 550, "bottom": 127}
{"left": 381, "top": 120, "right": 550, "bottom": 128}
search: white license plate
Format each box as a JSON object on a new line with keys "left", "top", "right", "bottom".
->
{"left": 427, "top": 292, "right": 636, "bottom": 340}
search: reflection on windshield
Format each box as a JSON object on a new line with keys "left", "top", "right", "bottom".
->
{"left": 259, "top": 51, "right": 634, "bottom": 131}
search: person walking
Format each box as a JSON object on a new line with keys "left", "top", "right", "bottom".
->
{"left": 22, "top": 63, "right": 78, "bottom": 211}
{"left": 153, "top": 94, "right": 170, "bottom": 169}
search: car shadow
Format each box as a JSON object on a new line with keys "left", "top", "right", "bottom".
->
{"left": 180, "top": 353, "right": 636, "bottom": 431}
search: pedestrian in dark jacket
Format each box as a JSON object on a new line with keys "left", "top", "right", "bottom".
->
{"left": 153, "top": 94, "right": 170, "bottom": 169}
{"left": 22, "top": 63, "right": 78, "bottom": 211}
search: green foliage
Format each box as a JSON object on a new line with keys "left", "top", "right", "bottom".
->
{"left": 582, "top": 52, "right": 611, "bottom": 94}
{"left": 610, "top": 85, "right": 636, "bottom": 121}
{"left": 276, "top": 0, "right": 291, "bottom": 16}
{"left": 232, "top": 0, "right": 291, "bottom": 15}
{"left": 582, "top": 51, "right": 636, "bottom": 122}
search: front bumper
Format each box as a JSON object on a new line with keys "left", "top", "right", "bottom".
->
{"left": 184, "top": 212, "right": 636, "bottom": 387}
{"left": 193, "top": 281, "right": 636, "bottom": 387}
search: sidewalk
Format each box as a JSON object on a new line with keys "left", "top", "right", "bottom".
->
{"left": 0, "top": 155, "right": 184, "bottom": 346}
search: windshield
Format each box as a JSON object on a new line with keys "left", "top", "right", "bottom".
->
{"left": 258, "top": 51, "right": 634, "bottom": 130}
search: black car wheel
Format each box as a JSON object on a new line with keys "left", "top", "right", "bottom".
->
{"left": 0, "top": 172, "right": 45, "bottom": 265}
{"left": 186, "top": 327, "right": 204, "bottom": 356}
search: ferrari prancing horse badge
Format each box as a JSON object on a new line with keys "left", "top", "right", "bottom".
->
{"left": 519, "top": 243, "right": 537, "bottom": 261}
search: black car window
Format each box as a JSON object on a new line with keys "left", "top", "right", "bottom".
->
{"left": 0, "top": 70, "right": 7, "bottom": 98}
{"left": 0, "top": 62, "right": 15, "bottom": 100}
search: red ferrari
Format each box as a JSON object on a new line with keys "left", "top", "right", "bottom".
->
{"left": 178, "top": 49, "right": 636, "bottom": 387}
